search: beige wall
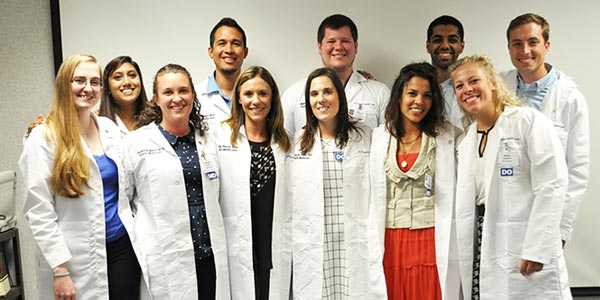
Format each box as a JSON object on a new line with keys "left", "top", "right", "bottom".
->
{"left": 0, "top": 0, "right": 54, "bottom": 298}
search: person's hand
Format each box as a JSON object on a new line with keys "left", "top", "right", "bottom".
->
{"left": 519, "top": 259, "right": 543, "bottom": 275}
{"left": 358, "top": 70, "right": 375, "bottom": 80}
{"left": 26, "top": 114, "right": 45, "bottom": 137}
{"left": 53, "top": 275, "right": 76, "bottom": 300}
{"left": 53, "top": 264, "right": 76, "bottom": 300}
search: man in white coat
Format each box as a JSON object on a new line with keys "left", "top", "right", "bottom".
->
{"left": 199, "top": 17, "right": 249, "bottom": 126}
{"left": 426, "top": 15, "right": 465, "bottom": 130}
{"left": 501, "top": 13, "right": 589, "bottom": 246}
{"left": 282, "top": 14, "right": 390, "bottom": 134}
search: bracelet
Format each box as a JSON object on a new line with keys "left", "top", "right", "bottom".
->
{"left": 53, "top": 272, "right": 70, "bottom": 277}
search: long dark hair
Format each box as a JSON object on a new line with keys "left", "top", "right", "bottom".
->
{"left": 98, "top": 56, "right": 148, "bottom": 124}
{"left": 299, "top": 67, "right": 361, "bottom": 154}
{"left": 385, "top": 62, "right": 446, "bottom": 139}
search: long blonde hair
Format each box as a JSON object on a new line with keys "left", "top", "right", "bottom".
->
{"left": 449, "top": 54, "right": 522, "bottom": 128}
{"left": 225, "top": 66, "right": 290, "bottom": 152}
{"left": 45, "top": 54, "right": 101, "bottom": 197}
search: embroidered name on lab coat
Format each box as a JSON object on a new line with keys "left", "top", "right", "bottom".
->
{"left": 137, "top": 148, "right": 164, "bottom": 156}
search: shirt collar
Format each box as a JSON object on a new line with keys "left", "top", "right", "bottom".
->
{"left": 158, "top": 123, "right": 195, "bottom": 146}
{"left": 206, "top": 71, "right": 232, "bottom": 104}
{"left": 517, "top": 63, "right": 558, "bottom": 94}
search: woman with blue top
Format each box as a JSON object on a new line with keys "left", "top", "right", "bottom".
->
{"left": 19, "top": 54, "right": 140, "bottom": 300}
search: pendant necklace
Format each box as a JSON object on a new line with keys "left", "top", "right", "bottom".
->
{"left": 399, "top": 135, "right": 421, "bottom": 169}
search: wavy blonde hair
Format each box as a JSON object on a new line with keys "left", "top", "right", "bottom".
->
{"left": 449, "top": 54, "right": 522, "bottom": 129}
{"left": 45, "top": 54, "right": 101, "bottom": 197}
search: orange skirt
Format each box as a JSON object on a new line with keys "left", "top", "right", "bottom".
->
{"left": 383, "top": 227, "right": 441, "bottom": 300}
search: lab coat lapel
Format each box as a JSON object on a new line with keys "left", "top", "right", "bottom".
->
{"left": 483, "top": 117, "right": 501, "bottom": 202}
{"left": 344, "top": 71, "right": 362, "bottom": 103}
{"left": 147, "top": 123, "right": 179, "bottom": 158}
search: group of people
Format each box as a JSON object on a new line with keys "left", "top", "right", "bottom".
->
{"left": 19, "top": 11, "right": 588, "bottom": 300}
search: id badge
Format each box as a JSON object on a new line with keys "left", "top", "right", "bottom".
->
{"left": 202, "top": 153, "right": 218, "bottom": 180}
{"left": 424, "top": 173, "right": 432, "bottom": 197}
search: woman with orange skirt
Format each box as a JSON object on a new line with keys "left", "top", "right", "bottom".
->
{"left": 370, "top": 62, "right": 461, "bottom": 300}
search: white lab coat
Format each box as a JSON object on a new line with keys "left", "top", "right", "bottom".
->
{"left": 501, "top": 69, "right": 589, "bottom": 241}
{"left": 282, "top": 71, "right": 390, "bottom": 134}
{"left": 289, "top": 124, "right": 386, "bottom": 300}
{"left": 121, "top": 123, "right": 230, "bottom": 300}
{"left": 369, "top": 123, "right": 462, "bottom": 300}
{"left": 455, "top": 106, "right": 571, "bottom": 300}
{"left": 198, "top": 77, "right": 232, "bottom": 128}
{"left": 19, "top": 115, "right": 130, "bottom": 300}
{"left": 215, "top": 123, "right": 292, "bottom": 299}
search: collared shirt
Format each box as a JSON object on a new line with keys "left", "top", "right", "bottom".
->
{"left": 516, "top": 63, "right": 559, "bottom": 109}
{"left": 206, "top": 71, "right": 232, "bottom": 108}
{"left": 158, "top": 124, "right": 213, "bottom": 259}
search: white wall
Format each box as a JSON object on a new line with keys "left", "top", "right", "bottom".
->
{"left": 1, "top": 0, "right": 55, "bottom": 298}
{"left": 6, "top": 0, "right": 597, "bottom": 296}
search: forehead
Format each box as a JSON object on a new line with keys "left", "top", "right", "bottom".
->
{"left": 214, "top": 26, "right": 244, "bottom": 41}
{"left": 157, "top": 72, "right": 190, "bottom": 87}
{"left": 405, "top": 76, "right": 431, "bottom": 89}
{"left": 454, "top": 63, "right": 485, "bottom": 79}
{"left": 241, "top": 77, "right": 269, "bottom": 89}
{"left": 310, "top": 75, "right": 335, "bottom": 88}
{"left": 509, "top": 22, "right": 544, "bottom": 40}
{"left": 74, "top": 61, "right": 100, "bottom": 77}
{"left": 431, "top": 24, "right": 461, "bottom": 38}
{"left": 113, "top": 62, "right": 136, "bottom": 73}
{"left": 322, "top": 26, "right": 354, "bottom": 41}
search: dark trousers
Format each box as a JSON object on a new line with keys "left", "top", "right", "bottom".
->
{"left": 106, "top": 233, "right": 141, "bottom": 300}
{"left": 195, "top": 254, "right": 216, "bottom": 300}
{"left": 254, "top": 268, "right": 271, "bottom": 300}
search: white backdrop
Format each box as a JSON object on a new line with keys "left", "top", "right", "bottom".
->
{"left": 60, "top": 0, "right": 599, "bottom": 287}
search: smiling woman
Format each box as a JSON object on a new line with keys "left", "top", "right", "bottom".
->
{"left": 122, "top": 63, "right": 230, "bottom": 300}
{"left": 98, "top": 56, "right": 148, "bottom": 135}
{"left": 289, "top": 67, "right": 386, "bottom": 300}
{"left": 19, "top": 54, "right": 141, "bottom": 300}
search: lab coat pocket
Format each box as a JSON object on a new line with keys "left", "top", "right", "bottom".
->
{"left": 554, "top": 125, "right": 568, "bottom": 149}
{"left": 57, "top": 221, "right": 98, "bottom": 275}
{"left": 223, "top": 216, "right": 248, "bottom": 257}
{"left": 349, "top": 102, "right": 377, "bottom": 126}
{"left": 496, "top": 221, "right": 526, "bottom": 271}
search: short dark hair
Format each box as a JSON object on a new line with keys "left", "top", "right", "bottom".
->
{"left": 427, "top": 15, "right": 464, "bottom": 42}
{"left": 317, "top": 14, "right": 358, "bottom": 43}
{"left": 506, "top": 13, "right": 549, "bottom": 43}
{"left": 209, "top": 17, "right": 247, "bottom": 48}
{"left": 385, "top": 62, "right": 446, "bottom": 139}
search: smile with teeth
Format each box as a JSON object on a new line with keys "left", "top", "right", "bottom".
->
{"left": 464, "top": 95, "right": 479, "bottom": 103}
{"left": 409, "top": 107, "right": 425, "bottom": 113}
{"left": 77, "top": 93, "right": 94, "bottom": 100}
{"left": 170, "top": 103, "right": 187, "bottom": 111}
{"left": 121, "top": 88, "right": 135, "bottom": 95}
{"left": 317, "top": 105, "right": 330, "bottom": 111}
